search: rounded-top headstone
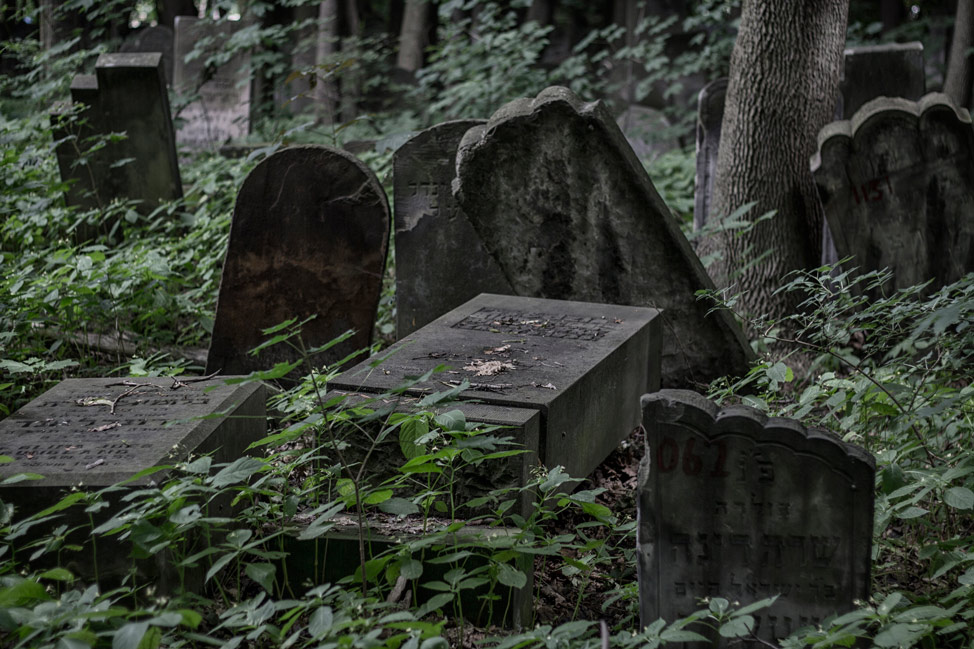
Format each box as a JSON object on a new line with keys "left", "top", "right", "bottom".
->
{"left": 206, "top": 145, "right": 390, "bottom": 379}
{"left": 453, "top": 86, "right": 754, "bottom": 388}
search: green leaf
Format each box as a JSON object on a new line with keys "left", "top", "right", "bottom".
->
{"left": 0, "top": 579, "right": 51, "bottom": 606}
{"left": 39, "top": 568, "right": 75, "bottom": 582}
{"left": 943, "top": 486, "right": 974, "bottom": 510}
{"left": 309, "top": 606, "right": 334, "bottom": 638}
{"left": 177, "top": 609, "right": 203, "bottom": 629}
{"left": 718, "top": 615, "right": 753, "bottom": 638}
{"left": 210, "top": 457, "right": 264, "bottom": 487}
{"left": 399, "top": 417, "right": 429, "bottom": 460}
{"left": 379, "top": 497, "right": 419, "bottom": 516}
{"left": 112, "top": 621, "right": 149, "bottom": 649}
{"left": 897, "top": 506, "right": 928, "bottom": 519}
{"left": 434, "top": 410, "right": 466, "bottom": 432}
{"left": 400, "top": 559, "right": 423, "bottom": 580}
{"left": 873, "top": 623, "right": 929, "bottom": 647}
{"left": 660, "top": 629, "right": 710, "bottom": 642}
{"left": 245, "top": 562, "right": 276, "bottom": 593}
{"left": 496, "top": 563, "right": 527, "bottom": 589}
{"left": 364, "top": 489, "right": 394, "bottom": 505}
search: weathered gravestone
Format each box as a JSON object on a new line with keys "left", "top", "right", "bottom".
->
{"left": 638, "top": 390, "right": 874, "bottom": 646}
{"left": 173, "top": 16, "right": 251, "bottom": 149}
{"left": 50, "top": 54, "right": 183, "bottom": 232}
{"left": 394, "top": 120, "right": 513, "bottom": 338}
{"left": 839, "top": 41, "right": 925, "bottom": 120}
{"left": 51, "top": 75, "right": 105, "bottom": 222}
{"left": 693, "top": 77, "right": 727, "bottom": 232}
{"left": 206, "top": 145, "right": 389, "bottom": 380}
{"left": 0, "top": 377, "right": 265, "bottom": 582}
{"left": 453, "top": 87, "right": 753, "bottom": 388}
{"left": 120, "top": 25, "right": 175, "bottom": 85}
{"left": 812, "top": 93, "right": 974, "bottom": 298}
{"left": 332, "top": 293, "right": 661, "bottom": 482}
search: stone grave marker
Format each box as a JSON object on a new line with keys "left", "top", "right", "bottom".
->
{"left": 638, "top": 390, "right": 874, "bottom": 645}
{"left": 120, "top": 25, "right": 175, "bottom": 84}
{"left": 206, "top": 145, "right": 389, "bottom": 380}
{"left": 51, "top": 74, "right": 105, "bottom": 220}
{"left": 812, "top": 93, "right": 974, "bottom": 298}
{"left": 394, "top": 119, "right": 512, "bottom": 338}
{"left": 173, "top": 16, "right": 251, "bottom": 148}
{"left": 839, "top": 41, "right": 924, "bottom": 119}
{"left": 331, "top": 293, "right": 661, "bottom": 481}
{"left": 453, "top": 86, "right": 753, "bottom": 388}
{"left": 693, "top": 77, "right": 727, "bottom": 232}
{"left": 0, "top": 377, "right": 265, "bottom": 582}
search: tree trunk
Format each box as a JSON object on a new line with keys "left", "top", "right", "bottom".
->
{"left": 526, "top": 0, "right": 555, "bottom": 25}
{"left": 396, "top": 0, "right": 428, "bottom": 72}
{"left": 316, "top": 0, "right": 339, "bottom": 124}
{"left": 156, "top": 0, "right": 196, "bottom": 29}
{"left": 289, "top": 4, "right": 318, "bottom": 115}
{"left": 880, "top": 0, "right": 906, "bottom": 33}
{"left": 703, "top": 0, "right": 848, "bottom": 325}
{"left": 944, "top": 0, "right": 973, "bottom": 107}
{"left": 339, "top": 0, "right": 361, "bottom": 123}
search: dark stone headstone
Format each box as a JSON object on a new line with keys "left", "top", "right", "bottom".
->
{"left": 394, "top": 120, "right": 512, "bottom": 338}
{"left": 693, "top": 78, "right": 727, "bottom": 232}
{"left": 453, "top": 87, "right": 753, "bottom": 388}
{"left": 206, "top": 145, "right": 389, "bottom": 380}
{"left": 51, "top": 75, "right": 105, "bottom": 221}
{"left": 839, "top": 42, "right": 925, "bottom": 119}
{"left": 324, "top": 390, "right": 540, "bottom": 516}
{"left": 120, "top": 25, "right": 175, "bottom": 85}
{"left": 332, "top": 293, "right": 661, "bottom": 482}
{"left": 812, "top": 93, "right": 974, "bottom": 298}
{"left": 173, "top": 16, "right": 251, "bottom": 148}
{"left": 638, "top": 390, "right": 875, "bottom": 645}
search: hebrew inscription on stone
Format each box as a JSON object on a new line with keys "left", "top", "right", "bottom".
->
{"left": 638, "top": 390, "right": 875, "bottom": 647}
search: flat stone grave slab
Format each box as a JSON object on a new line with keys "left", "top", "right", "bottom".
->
{"left": 812, "top": 93, "right": 974, "bottom": 299}
{"left": 206, "top": 145, "right": 389, "bottom": 381}
{"left": 453, "top": 86, "right": 753, "bottom": 388}
{"left": 322, "top": 390, "right": 540, "bottom": 517}
{"left": 331, "top": 293, "right": 661, "bottom": 481}
{"left": 394, "top": 119, "right": 512, "bottom": 338}
{"left": 638, "top": 390, "right": 874, "bottom": 646}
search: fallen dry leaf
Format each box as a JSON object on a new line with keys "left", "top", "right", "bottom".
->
{"left": 484, "top": 345, "right": 511, "bottom": 355}
{"left": 88, "top": 422, "right": 121, "bottom": 433}
{"left": 463, "top": 359, "right": 515, "bottom": 376}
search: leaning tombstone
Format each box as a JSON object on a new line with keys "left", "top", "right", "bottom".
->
{"left": 812, "top": 93, "right": 974, "bottom": 298}
{"left": 173, "top": 16, "right": 252, "bottom": 149}
{"left": 120, "top": 24, "right": 175, "bottom": 85}
{"left": 454, "top": 86, "right": 753, "bottom": 388}
{"left": 839, "top": 41, "right": 925, "bottom": 119}
{"left": 638, "top": 390, "right": 875, "bottom": 645}
{"left": 693, "top": 77, "right": 727, "bottom": 231}
{"left": 0, "top": 376, "right": 265, "bottom": 586}
{"left": 394, "top": 119, "right": 513, "bottom": 337}
{"left": 206, "top": 145, "right": 389, "bottom": 380}
{"left": 50, "top": 75, "right": 106, "bottom": 220}
{"left": 94, "top": 52, "right": 183, "bottom": 208}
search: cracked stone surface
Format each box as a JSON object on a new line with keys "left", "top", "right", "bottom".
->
{"left": 207, "top": 145, "right": 389, "bottom": 379}
{"left": 453, "top": 87, "right": 753, "bottom": 388}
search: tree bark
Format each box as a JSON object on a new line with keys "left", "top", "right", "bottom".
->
{"left": 316, "top": 0, "right": 339, "bottom": 124}
{"left": 944, "top": 0, "right": 973, "bottom": 108}
{"left": 526, "top": 0, "right": 555, "bottom": 25}
{"left": 396, "top": 0, "right": 428, "bottom": 72}
{"left": 703, "top": 0, "right": 848, "bottom": 324}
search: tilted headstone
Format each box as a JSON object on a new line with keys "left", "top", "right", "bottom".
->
{"left": 0, "top": 377, "right": 265, "bottom": 581}
{"left": 173, "top": 16, "right": 251, "bottom": 148}
{"left": 394, "top": 120, "right": 513, "bottom": 338}
{"left": 839, "top": 42, "right": 925, "bottom": 119}
{"left": 638, "top": 390, "right": 874, "bottom": 645}
{"left": 120, "top": 25, "right": 175, "bottom": 85}
{"left": 812, "top": 93, "right": 974, "bottom": 298}
{"left": 616, "top": 104, "right": 678, "bottom": 164}
{"left": 693, "top": 78, "right": 727, "bottom": 232}
{"left": 332, "top": 293, "right": 661, "bottom": 483}
{"left": 206, "top": 145, "right": 389, "bottom": 379}
{"left": 51, "top": 75, "right": 105, "bottom": 220}
{"left": 453, "top": 87, "right": 753, "bottom": 388}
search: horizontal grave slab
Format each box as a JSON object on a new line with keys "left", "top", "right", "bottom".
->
{"left": 321, "top": 390, "right": 540, "bottom": 517}
{"left": 330, "top": 293, "right": 661, "bottom": 482}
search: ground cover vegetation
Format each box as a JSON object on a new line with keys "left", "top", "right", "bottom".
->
{"left": 1, "top": 0, "right": 973, "bottom": 647}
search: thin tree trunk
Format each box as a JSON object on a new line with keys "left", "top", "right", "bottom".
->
{"left": 339, "top": 0, "right": 361, "bottom": 123}
{"left": 944, "top": 0, "right": 973, "bottom": 107}
{"left": 396, "top": 0, "right": 428, "bottom": 72}
{"left": 316, "top": 0, "right": 339, "bottom": 124}
{"left": 703, "top": 0, "right": 849, "bottom": 325}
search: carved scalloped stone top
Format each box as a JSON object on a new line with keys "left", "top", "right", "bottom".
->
{"left": 452, "top": 86, "right": 753, "bottom": 388}
{"left": 638, "top": 389, "right": 874, "bottom": 644}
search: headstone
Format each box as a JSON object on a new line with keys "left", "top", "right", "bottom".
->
{"left": 173, "top": 16, "right": 251, "bottom": 149}
{"left": 638, "top": 390, "right": 874, "bottom": 645}
{"left": 332, "top": 293, "right": 661, "bottom": 482}
{"left": 206, "top": 145, "right": 390, "bottom": 380}
{"left": 812, "top": 93, "right": 974, "bottom": 298}
{"left": 693, "top": 78, "right": 727, "bottom": 232}
{"left": 616, "top": 104, "right": 678, "bottom": 164}
{"left": 453, "top": 86, "right": 753, "bottom": 388}
{"left": 394, "top": 120, "right": 513, "bottom": 338}
{"left": 323, "top": 390, "right": 540, "bottom": 516}
{"left": 0, "top": 377, "right": 265, "bottom": 582}
{"left": 120, "top": 25, "right": 175, "bottom": 85}
{"left": 50, "top": 56, "right": 183, "bottom": 230}
{"left": 839, "top": 42, "right": 925, "bottom": 119}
